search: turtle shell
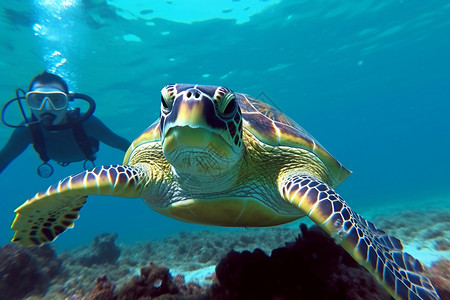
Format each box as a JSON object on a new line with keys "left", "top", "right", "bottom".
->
{"left": 124, "top": 92, "right": 351, "bottom": 188}
{"left": 238, "top": 94, "right": 351, "bottom": 187}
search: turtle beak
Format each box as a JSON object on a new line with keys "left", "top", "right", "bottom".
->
{"left": 161, "top": 88, "right": 232, "bottom": 156}
{"left": 173, "top": 98, "right": 209, "bottom": 128}
{"left": 162, "top": 88, "right": 228, "bottom": 137}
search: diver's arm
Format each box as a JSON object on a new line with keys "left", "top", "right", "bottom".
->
{"left": 83, "top": 116, "right": 130, "bottom": 152}
{"left": 0, "top": 127, "right": 32, "bottom": 173}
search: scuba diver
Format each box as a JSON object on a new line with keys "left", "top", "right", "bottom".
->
{"left": 0, "top": 71, "right": 131, "bottom": 177}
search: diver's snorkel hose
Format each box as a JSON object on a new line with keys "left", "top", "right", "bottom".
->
{"left": 1, "top": 89, "right": 39, "bottom": 128}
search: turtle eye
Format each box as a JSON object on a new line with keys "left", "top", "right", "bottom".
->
{"left": 161, "top": 95, "right": 169, "bottom": 109}
{"left": 223, "top": 97, "right": 236, "bottom": 115}
{"left": 161, "top": 88, "right": 175, "bottom": 110}
{"left": 218, "top": 92, "right": 237, "bottom": 118}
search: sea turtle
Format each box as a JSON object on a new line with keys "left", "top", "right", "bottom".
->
{"left": 11, "top": 84, "right": 439, "bottom": 300}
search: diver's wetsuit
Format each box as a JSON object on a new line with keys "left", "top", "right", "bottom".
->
{"left": 0, "top": 115, "right": 130, "bottom": 173}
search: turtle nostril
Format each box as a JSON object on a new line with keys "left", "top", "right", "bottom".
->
{"left": 186, "top": 89, "right": 202, "bottom": 100}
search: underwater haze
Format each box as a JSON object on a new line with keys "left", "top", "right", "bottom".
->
{"left": 0, "top": 0, "right": 449, "bottom": 262}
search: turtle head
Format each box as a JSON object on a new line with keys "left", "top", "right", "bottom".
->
{"left": 159, "top": 84, "right": 243, "bottom": 177}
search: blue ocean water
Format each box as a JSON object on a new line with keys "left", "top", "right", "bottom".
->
{"left": 0, "top": 0, "right": 449, "bottom": 257}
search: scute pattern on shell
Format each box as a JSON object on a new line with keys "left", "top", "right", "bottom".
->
{"left": 238, "top": 94, "right": 298, "bottom": 127}
{"left": 237, "top": 93, "right": 350, "bottom": 187}
{"left": 238, "top": 94, "right": 319, "bottom": 146}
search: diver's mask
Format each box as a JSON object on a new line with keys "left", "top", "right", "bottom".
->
{"left": 26, "top": 90, "right": 69, "bottom": 111}
{"left": 26, "top": 89, "right": 69, "bottom": 126}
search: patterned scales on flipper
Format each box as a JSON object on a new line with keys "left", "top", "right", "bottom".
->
{"left": 281, "top": 174, "right": 440, "bottom": 300}
{"left": 11, "top": 165, "right": 148, "bottom": 246}
{"left": 12, "top": 195, "right": 86, "bottom": 246}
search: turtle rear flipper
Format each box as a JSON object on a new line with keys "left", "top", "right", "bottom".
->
{"left": 11, "top": 164, "right": 148, "bottom": 246}
{"left": 280, "top": 173, "right": 440, "bottom": 300}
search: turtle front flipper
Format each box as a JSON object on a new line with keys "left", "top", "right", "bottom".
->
{"left": 279, "top": 173, "right": 440, "bottom": 300}
{"left": 11, "top": 164, "right": 149, "bottom": 246}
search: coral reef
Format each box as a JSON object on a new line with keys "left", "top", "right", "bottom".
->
{"left": 373, "top": 209, "right": 450, "bottom": 251}
{"left": 83, "top": 262, "right": 207, "bottom": 300}
{"left": 0, "top": 243, "right": 62, "bottom": 299}
{"left": 63, "top": 225, "right": 395, "bottom": 299}
{"left": 120, "top": 227, "right": 298, "bottom": 272}
{"left": 65, "top": 232, "right": 121, "bottom": 267}
{"left": 173, "top": 274, "right": 205, "bottom": 297}
{"left": 53, "top": 233, "right": 125, "bottom": 297}
{"left": 4, "top": 220, "right": 448, "bottom": 299}
{"left": 86, "top": 275, "right": 116, "bottom": 300}
{"left": 211, "top": 224, "right": 392, "bottom": 300}
{"left": 116, "top": 262, "right": 181, "bottom": 299}
{"left": 425, "top": 259, "right": 450, "bottom": 300}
